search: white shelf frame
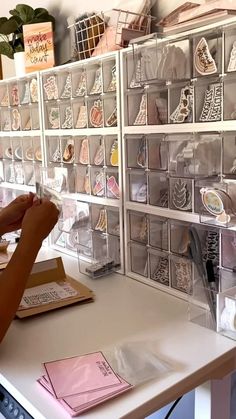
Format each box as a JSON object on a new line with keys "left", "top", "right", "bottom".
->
{"left": 39, "top": 51, "right": 125, "bottom": 273}
{"left": 120, "top": 19, "right": 236, "bottom": 306}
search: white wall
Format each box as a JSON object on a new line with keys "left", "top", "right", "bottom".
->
{"left": 0, "top": 0, "right": 119, "bottom": 77}
{"left": 0, "top": 0, "right": 187, "bottom": 76}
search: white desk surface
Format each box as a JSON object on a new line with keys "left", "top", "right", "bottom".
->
{"left": 0, "top": 248, "right": 236, "bottom": 419}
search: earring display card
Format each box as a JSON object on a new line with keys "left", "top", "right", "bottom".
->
{"left": 91, "top": 168, "right": 105, "bottom": 197}
{"left": 128, "top": 171, "right": 147, "bottom": 204}
{"left": 193, "top": 35, "right": 221, "bottom": 77}
{"left": 47, "top": 105, "right": 60, "bottom": 129}
{"left": 92, "top": 205, "right": 107, "bottom": 233}
{"left": 195, "top": 179, "right": 236, "bottom": 227}
{"left": 169, "top": 84, "right": 193, "bottom": 124}
{"left": 195, "top": 79, "right": 223, "bottom": 122}
{"left": 225, "top": 29, "right": 236, "bottom": 73}
{"left": 73, "top": 69, "right": 87, "bottom": 97}
{"left": 149, "top": 249, "right": 169, "bottom": 286}
{"left": 75, "top": 166, "right": 90, "bottom": 194}
{"left": 40, "top": 166, "right": 69, "bottom": 193}
{"left": 170, "top": 177, "right": 192, "bottom": 212}
{"left": 102, "top": 60, "right": 116, "bottom": 92}
{"left": 106, "top": 171, "right": 120, "bottom": 199}
{"left": 171, "top": 255, "right": 192, "bottom": 294}
{"left": 129, "top": 211, "right": 148, "bottom": 244}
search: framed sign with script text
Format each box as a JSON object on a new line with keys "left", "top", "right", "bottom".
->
{"left": 23, "top": 22, "right": 55, "bottom": 73}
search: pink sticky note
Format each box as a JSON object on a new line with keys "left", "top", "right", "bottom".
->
{"left": 44, "top": 351, "right": 122, "bottom": 399}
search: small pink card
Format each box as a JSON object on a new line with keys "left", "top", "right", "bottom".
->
{"left": 38, "top": 374, "right": 132, "bottom": 416}
{"left": 44, "top": 351, "right": 121, "bottom": 398}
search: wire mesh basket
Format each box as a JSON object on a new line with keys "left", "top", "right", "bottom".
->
{"left": 113, "top": 8, "right": 154, "bottom": 48}
{"left": 71, "top": 9, "right": 155, "bottom": 60}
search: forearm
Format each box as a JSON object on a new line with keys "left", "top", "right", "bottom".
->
{"left": 0, "top": 235, "right": 42, "bottom": 343}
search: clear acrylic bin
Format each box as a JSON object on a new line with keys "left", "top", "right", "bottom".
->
{"left": 78, "top": 231, "right": 120, "bottom": 278}
{"left": 91, "top": 205, "right": 107, "bottom": 233}
{"left": 193, "top": 32, "right": 222, "bottom": 77}
{"left": 168, "top": 133, "right": 221, "bottom": 177}
{"left": 223, "top": 74, "right": 236, "bottom": 120}
{"left": 129, "top": 211, "right": 148, "bottom": 244}
{"left": 39, "top": 166, "right": 70, "bottom": 193}
{"left": 149, "top": 214, "right": 168, "bottom": 250}
{"left": 195, "top": 178, "right": 236, "bottom": 227}
{"left": 75, "top": 166, "right": 90, "bottom": 194}
{"left": 223, "top": 132, "right": 236, "bottom": 176}
{"left": 195, "top": 78, "right": 222, "bottom": 122}
{"left": 126, "top": 135, "right": 147, "bottom": 169}
{"left": 171, "top": 254, "right": 192, "bottom": 294}
{"left": 149, "top": 172, "right": 168, "bottom": 207}
{"left": 128, "top": 170, "right": 147, "bottom": 203}
{"left": 217, "top": 271, "right": 236, "bottom": 340}
{"left": 169, "top": 177, "right": 193, "bottom": 212}
{"left": 221, "top": 230, "right": 236, "bottom": 270}
{"left": 169, "top": 83, "right": 193, "bottom": 124}
{"left": 149, "top": 248, "right": 169, "bottom": 286}
{"left": 147, "top": 134, "right": 167, "bottom": 170}
{"left": 224, "top": 27, "right": 236, "bottom": 74}
{"left": 129, "top": 241, "right": 148, "bottom": 277}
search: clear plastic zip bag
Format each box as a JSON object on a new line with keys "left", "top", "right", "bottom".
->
{"left": 103, "top": 339, "right": 172, "bottom": 386}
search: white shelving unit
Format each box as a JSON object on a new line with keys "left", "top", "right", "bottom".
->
{"left": 39, "top": 52, "right": 124, "bottom": 274}
{"left": 120, "top": 18, "right": 236, "bottom": 337}
{"left": 0, "top": 72, "right": 42, "bottom": 207}
{"left": 2, "top": 17, "right": 236, "bottom": 337}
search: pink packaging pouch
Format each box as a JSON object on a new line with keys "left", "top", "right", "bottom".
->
{"left": 38, "top": 373, "right": 132, "bottom": 416}
{"left": 44, "top": 351, "right": 122, "bottom": 399}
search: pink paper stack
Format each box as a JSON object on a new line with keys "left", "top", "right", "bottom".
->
{"left": 38, "top": 351, "right": 133, "bottom": 416}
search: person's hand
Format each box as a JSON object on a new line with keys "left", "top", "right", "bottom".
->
{"left": 0, "top": 193, "right": 35, "bottom": 235}
{"left": 21, "top": 198, "right": 59, "bottom": 244}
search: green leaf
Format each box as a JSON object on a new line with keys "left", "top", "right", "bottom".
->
{"left": 14, "top": 43, "right": 24, "bottom": 52}
{"left": 0, "top": 18, "right": 8, "bottom": 25}
{"left": 0, "top": 41, "right": 14, "bottom": 58}
{"left": 9, "top": 9, "right": 21, "bottom": 17}
{"left": 0, "top": 17, "right": 18, "bottom": 35}
{"left": 34, "top": 8, "right": 49, "bottom": 18}
{"left": 14, "top": 4, "right": 34, "bottom": 23}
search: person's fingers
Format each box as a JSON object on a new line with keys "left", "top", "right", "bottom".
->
{"left": 32, "top": 198, "right": 41, "bottom": 206}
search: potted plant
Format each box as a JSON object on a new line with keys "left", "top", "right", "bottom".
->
{"left": 0, "top": 4, "right": 55, "bottom": 75}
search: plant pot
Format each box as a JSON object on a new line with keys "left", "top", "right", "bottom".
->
{"left": 14, "top": 51, "right": 26, "bottom": 77}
